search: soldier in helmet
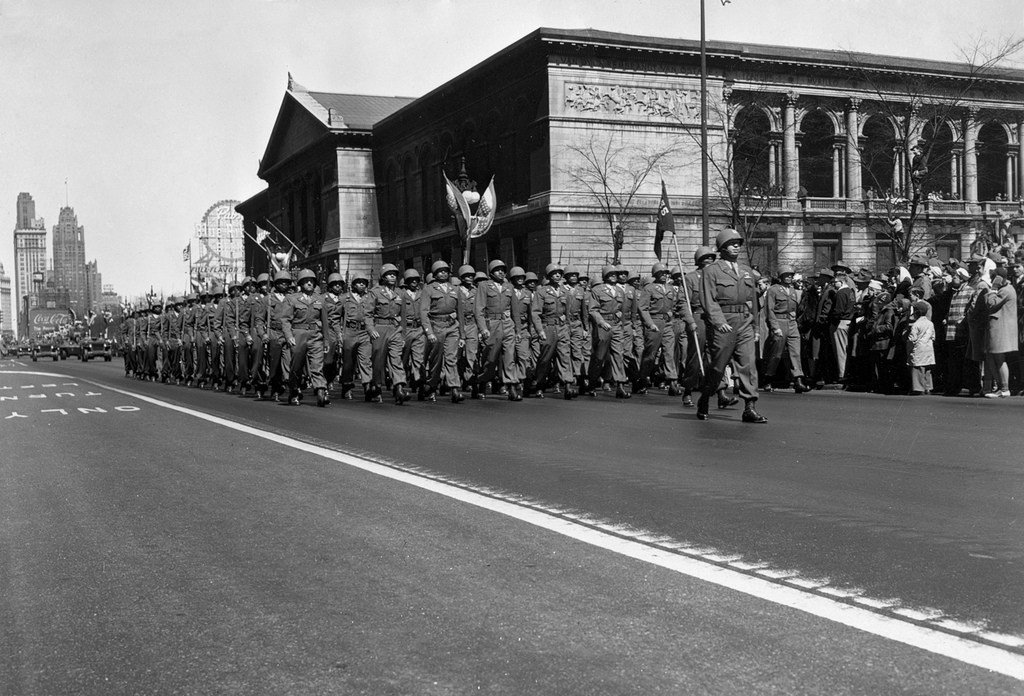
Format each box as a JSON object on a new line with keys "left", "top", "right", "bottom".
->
{"left": 214, "top": 280, "right": 242, "bottom": 393}
{"left": 340, "top": 271, "right": 372, "bottom": 400}
{"left": 680, "top": 246, "right": 731, "bottom": 408}
{"left": 399, "top": 268, "right": 428, "bottom": 399}
{"left": 763, "top": 266, "right": 811, "bottom": 393}
{"left": 160, "top": 297, "right": 183, "bottom": 384}
{"left": 563, "top": 267, "right": 589, "bottom": 392}
{"left": 180, "top": 295, "right": 197, "bottom": 385}
{"left": 474, "top": 259, "right": 522, "bottom": 400}
{"left": 142, "top": 301, "right": 162, "bottom": 381}
{"left": 236, "top": 277, "right": 255, "bottom": 395}
{"left": 421, "top": 260, "right": 464, "bottom": 402}
{"left": 583, "top": 265, "right": 630, "bottom": 398}
{"left": 530, "top": 263, "right": 575, "bottom": 398}
{"left": 508, "top": 266, "right": 534, "bottom": 395}
{"left": 249, "top": 273, "right": 272, "bottom": 399}
{"left": 523, "top": 271, "right": 542, "bottom": 376}
{"left": 638, "top": 262, "right": 678, "bottom": 394}
{"left": 616, "top": 265, "right": 642, "bottom": 392}
{"left": 455, "top": 264, "right": 481, "bottom": 397}
{"left": 321, "top": 272, "right": 346, "bottom": 400}
{"left": 122, "top": 308, "right": 137, "bottom": 377}
{"left": 206, "top": 284, "right": 226, "bottom": 389}
{"left": 698, "top": 228, "right": 767, "bottom": 423}
{"left": 363, "top": 264, "right": 409, "bottom": 404}
{"left": 267, "top": 271, "right": 293, "bottom": 401}
{"left": 281, "top": 268, "right": 329, "bottom": 406}
{"left": 193, "top": 290, "right": 211, "bottom": 387}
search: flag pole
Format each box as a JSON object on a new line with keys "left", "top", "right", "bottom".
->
{"left": 671, "top": 230, "right": 705, "bottom": 378}
{"left": 700, "top": 0, "right": 710, "bottom": 246}
{"left": 261, "top": 218, "right": 303, "bottom": 257}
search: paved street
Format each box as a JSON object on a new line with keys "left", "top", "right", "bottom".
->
{"left": 2, "top": 359, "right": 1024, "bottom": 694}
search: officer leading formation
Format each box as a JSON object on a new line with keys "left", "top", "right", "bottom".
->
{"left": 120, "top": 231, "right": 784, "bottom": 423}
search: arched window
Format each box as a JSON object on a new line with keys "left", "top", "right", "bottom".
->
{"left": 384, "top": 162, "right": 399, "bottom": 240}
{"left": 403, "top": 154, "right": 416, "bottom": 233}
{"left": 919, "top": 118, "right": 955, "bottom": 198}
{"left": 798, "top": 111, "right": 835, "bottom": 198}
{"left": 420, "top": 145, "right": 434, "bottom": 229}
{"left": 977, "top": 121, "right": 1009, "bottom": 201}
{"left": 731, "top": 107, "right": 772, "bottom": 195}
{"left": 860, "top": 115, "right": 897, "bottom": 197}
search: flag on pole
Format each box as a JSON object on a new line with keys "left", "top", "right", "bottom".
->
{"left": 182, "top": 243, "right": 191, "bottom": 263}
{"left": 654, "top": 179, "right": 675, "bottom": 261}
{"left": 443, "top": 172, "right": 472, "bottom": 242}
{"left": 469, "top": 177, "right": 496, "bottom": 239}
{"left": 255, "top": 225, "right": 270, "bottom": 245}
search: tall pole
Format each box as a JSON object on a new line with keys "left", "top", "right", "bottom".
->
{"left": 700, "top": 0, "right": 710, "bottom": 246}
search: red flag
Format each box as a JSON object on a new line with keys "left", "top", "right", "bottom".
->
{"left": 654, "top": 180, "right": 675, "bottom": 261}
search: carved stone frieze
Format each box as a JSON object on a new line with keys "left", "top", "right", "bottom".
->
{"left": 563, "top": 83, "right": 701, "bottom": 122}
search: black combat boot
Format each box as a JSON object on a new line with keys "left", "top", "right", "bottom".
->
{"left": 316, "top": 388, "right": 328, "bottom": 407}
{"left": 742, "top": 401, "right": 768, "bottom": 423}
{"left": 615, "top": 383, "right": 630, "bottom": 399}
{"left": 717, "top": 388, "right": 739, "bottom": 409}
{"left": 696, "top": 392, "right": 710, "bottom": 420}
{"left": 288, "top": 389, "right": 301, "bottom": 406}
{"left": 450, "top": 387, "right": 464, "bottom": 403}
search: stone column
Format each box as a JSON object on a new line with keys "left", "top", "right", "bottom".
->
{"left": 964, "top": 108, "right": 979, "bottom": 203}
{"left": 832, "top": 144, "right": 842, "bottom": 198}
{"left": 783, "top": 93, "right": 799, "bottom": 198}
{"left": 768, "top": 138, "right": 779, "bottom": 188}
{"left": 950, "top": 148, "right": 961, "bottom": 199}
{"left": 1018, "top": 114, "right": 1024, "bottom": 199}
{"left": 845, "top": 99, "right": 862, "bottom": 199}
{"left": 1006, "top": 153, "right": 1014, "bottom": 200}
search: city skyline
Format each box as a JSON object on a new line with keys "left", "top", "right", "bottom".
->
{"left": 1, "top": 0, "right": 1022, "bottom": 296}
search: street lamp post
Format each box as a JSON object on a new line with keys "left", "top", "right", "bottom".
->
{"left": 700, "top": 0, "right": 710, "bottom": 246}
{"left": 453, "top": 157, "right": 480, "bottom": 266}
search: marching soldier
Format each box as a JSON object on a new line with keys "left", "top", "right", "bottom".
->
{"left": 530, "top": 263, "right": 575, "bottom": 398}
{"left": 364, "top": 264, "right": 409, "bottom": 404}
{"left": 340, "top": 271, "right": 373, "bottom": 400}
{"left": 456, "top": 265, "right": 481, "bottom": 397}
{"left": 122, "top": 309, "right": 137, "bottom": 377}
{"left": 160, "top": 297, "right": 183, "bottom": 384}
{"left": 267, "top": 272, "right": 292, "bottom": 401}
{"left": 638, "top": 263, "right": 677, "bottom": 394}
{"left": 206, "top": 285, "right": 225, "bottom": 389}
{"left": 282, "top": 268, "right": 329, "bottom": 407}
{"left": 144, "top": 301, "right": 161, "bottom": 381}
{"left": 698, "top": 228, "right": 767, "bottom": 423}
{"left": 399, "top": 268, "right": 428, "bottom": 399}
{"left": 181, "top": 294, "right": 197, "bottom": 384}
{"left": 508, "top": 266, "right": 534, "bottom": 395}
{"left": 680, "top": 247, "right": 722, "bottom": 407}
{"left": 322, "top": 273, "right": 346, "bottom": 399}
{"left": 214, "top": 281, "right": 241, "bottom": 393}
{"left": 249, "top": 273, "right": 271, "bottom": 399}
{"left": 617, "top": 266, "right": 643, "bottom": 392}
{"left": 420, "top": 260, "right": 464, "bottom": 403}
{"left": 763, "top": 267, "right": 811, "bottom": 393}
{"left": 236, "top": 277, "right": 255, "bottom": 395}
{"left": 584, "top": 265, "right": 630, "bottom": 398}
{"left": 563, "top": 267, "right": 588, "bottom": 391}
{"left": 474, "top": 259, "right": 522, "bottom": 401}
{"left": 524, "top": 272, "right": 542, "bottom": 370}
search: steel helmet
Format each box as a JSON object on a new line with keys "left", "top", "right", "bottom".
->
{"left": 255, "top": 272, "right": 270, "bottom": 284}
{"left": 545, "top": 262, "right": 564, "bottom": 277}
{"left": 380, "top": 263, "right": 399, "bottom": 278}
{"left": 167, "top": 296, "right": 178, "bottom": 305}
{"left": 457, "top": 264, "right": 475, "bottom": 278}
{"left": 563, "top": 266, "right": 580, "bottom": 277}
{"left": 296, "top": 268, "right": 316, "bottom": 283}
{"left": 211, "top": 283, "right": 225, "bottom": 295}
{"left": 403, "top": 268, "right": 421, "bottom": 281}
{"left": 670, "top": 267, "right": 682, "bottom": 278}
{"left": 431, "top": 260, "right": 451, "bottom": 273}
{"left": 351, "top": 270, "right": 370, "bottom": 284}
{"left": 487, "top": 259, "right": 507, "bottom": 274}
{"left": 524, "top": 271, "right": 539, "bottom": 283}
{"left": 273, "top": 270, "right": 292, "bottom": 284}
{"left": 627, "top": 270, "right": 641, "bottom": 282}
{"left": 228, "top": 279, "right": 242, "bottom": 290}
{"left": 694, "top": 246, "right": 716, "bottom": 265}
{"left": 326, "top": 272, "right": 344, "bottom": 285}
{"left": 777, "top": 266, "right": 796, "bottom": 278}
{"left": 474, "top": 271, "right": 488, "bottom": 283}
{"left": 424, "top": 273, "right": 434, "bottom": 284}
{"left": 508, "top": 266, "right": 526, "bottom": 278}
{"left": 715, "top": 228, "right": 743, "bottom": 250}
{"left": 602, "top": 264, "right": 618, "bottom": 279}
{"left": 241, "top": 276, "right": 254, "bottom": 286}
{"left": 651, "top": 262, "right": 669, "bottom": 276}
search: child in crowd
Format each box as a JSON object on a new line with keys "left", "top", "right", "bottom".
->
{"left": 907, "top": 300, "right": 935, "bottom": 395}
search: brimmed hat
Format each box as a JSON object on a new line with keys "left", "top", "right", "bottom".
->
{"left": 831, "top": 260, "right": 852, "bottom": 274}
{"left": 817, "top": 268, "right": 835, "bottom": 279}
{"left": 853, "top": 269, "right": 873, "bottom": 283}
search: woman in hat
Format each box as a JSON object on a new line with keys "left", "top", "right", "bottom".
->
{"left": 984, "top": 268, "right": 1018, "bottom": 397}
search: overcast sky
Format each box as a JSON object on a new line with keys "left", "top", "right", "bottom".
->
{"left": 1, "top": 0, "right": 1022, "bottom": 297}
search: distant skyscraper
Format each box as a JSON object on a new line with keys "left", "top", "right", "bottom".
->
{"left": 191, "top": 200, "right": 245, "bottom": 288}
{"left": 85, "top": 260, "right": 102, "bottom": 313}
{"left": 0, "top": 260, "right": 12, "bottom": 338}
{"left": 13, "top": 193, "right": 47, "bottom": 339}
{"left": 52, "top": 206, "right": 88, "bottom": 317}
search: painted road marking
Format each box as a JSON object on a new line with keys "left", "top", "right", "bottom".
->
{"left": 40, "top": 373, "right": 1024, "bottom": 681}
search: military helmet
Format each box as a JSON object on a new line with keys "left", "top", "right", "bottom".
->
{"left": 694, "top": 246, "right": 716, "bottom": 265}
{"left": 627, "top": 270, "right": 641, "bottom": 282}
{"left": 545, "top": 262, "right": 564, "bottom": 277}
{"left": 524, "top": 271, "right": 540, "bottom": 283}
{"left": 715, "top": 228, "right": 743, "bottom": 250}
{"left": 227, "top": 279, "right": 241, "bottom": 290}
{"left": 425, "top": 273, "right": 434, "bottom": 284}
{"left": 474, "top": 271, "right": 488, "bottom": 283}
{"left": 651, "top": 262, "right": 670, "bottom": 276}
{"left": 670, "top": 267, "right": 682, "bottom": 278}
{"left": 255, "top": 272, "right": 270, "bottom": 284}
{"left": 457, "top": 264, "right": 475, "bottom": 278}
{"left": 295, "top": 268, "right": 316, "bottom": 284}
{"left": 487, "top": 259, "right": 507, "bottom": 274}
{"left": 273, "top": 270, "right": 292, "bottom": 284}
{"left": 185, "top": 293, "right": 196, "bottom": 302}
{"left": 508, "top": 265, "right": 526, "bottom": 279}
{"left": 326, "top": 272, "right": 344, "bottom": 286}
{"left": 777, "top": 266, "right": 796, "bottom": 278}
{"left": 241, "top": 276, "right": 255, "bottom": 286}
{"left": 211, "top": 283, "right": 225, "bottom": 295}
{"left": 601, "top": 264, "right": 618, "bottom": 279}
{"left": 167, "top": 296, "right": 178, "bottom": 305}
{"left": 380, "top": 263, "right": 400, "bottom": 278}
{"left": 563, "top": 266, "right": 580, "bottom": 278}
{"left": 431, "top": 260, "right": 451, "bottom": 273}
{"left": 351, "top": 270, "right": 370, "bottom": 284}
{"left": 403, "top": 268, "right": 421, "bottom": 281}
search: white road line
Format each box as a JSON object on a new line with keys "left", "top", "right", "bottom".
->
{"left": 53, "top": 376, "right": 1024, "bottom": 681}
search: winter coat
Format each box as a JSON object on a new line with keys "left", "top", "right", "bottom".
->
{"left": 907, "top": 316, "right": 935, "bottom": 367}
{"left": 986, "top": 282, "right": 1019, "bottom": 354}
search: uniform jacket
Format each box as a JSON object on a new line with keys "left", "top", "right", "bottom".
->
{"left": 588, "top": 282, "right": 626, "bottom": 325}
{"left": 764, "top": 284, "right": 799, "bottom": 332}
{"left": 474, "top": 279, "right": 519, "bottom": 332}
{"left": 322, "top": 292, "right": 344, "bottom": 345}
{"left": 531, "top": 283, "right": 568, "bottom": 335}
{"left": 639, "top": 281, "right": 676, "bottom": 324}
{"left": 281, "top": 291, "right": 328, "bottom": 344}
{"left": 267, "top": 293, "right": 290, "bottom": 337}
{"left": 512, "top": 287, "right": 533, "bottom": 331}
{"left": 699, "top": 259, "right": 760, "bottom": 329}
{"left": 400, "top": 288, "right": 423, "bottom": 331}
{"left": 420, "top": 281, "right": 459, "bottom": 329}
{"left": 249, "top": 293, "right": 269, "bottom": 341}
{"left": 342, "top": 291, "right": 367, "bottom": 329}
{"left": 363, "top": 285, "right": 403, "bottom": 330}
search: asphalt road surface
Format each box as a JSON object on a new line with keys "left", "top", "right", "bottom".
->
{"left": 2, "top": 358, "right": 1023, "bottom": 695}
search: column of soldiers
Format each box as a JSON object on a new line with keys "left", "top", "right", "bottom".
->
{"left": 118, "top": 230, "right": 772, "bottom": 422}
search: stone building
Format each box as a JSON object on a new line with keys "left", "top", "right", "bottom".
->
{"left": 240, "top": 28, "right": 1024, "bottom": 279}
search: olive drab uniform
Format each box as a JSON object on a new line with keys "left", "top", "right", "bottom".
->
{"left": 400, "top": 287, "right": 426, "bottom": 388}
{"left": 457, "top": 283, "right": 479, "bottom": 388}
{"left": 474, "top": 277, "right": 519, "bottom": 387}
{"left": 421, "top": 279, "right": 462, "bottom": 391}
{"left": 214, "top": 293, "right": 240, "bottom": 389}
{"left": 282, "top": 288, "right": 328, "bottom": 395}
{"left": 512, "top": 286, "right": 534, "bottom": 385}
{"left": 700, "top": 258, "right": 761, "bottom": 401}
{"left": 670, "top": 281, "right": 696, "bottom": 381}
{"left": 364, "top": 284, "right": 407, "bottom": 389}
{"left": 764, "top": 282, "right": 805, "bottom": 383}
{"left": 144, "top": 308, "right": 161, "bottom": 379}
{"left": 322, "top": 290, "right": 345, "bottom": 387}
{"left": 267, "top": 290, "right": 292, "bottom": 397}
{"left": 341, "top": 290, "right": 372, "bottom": 389}
{"left": 236, "top": 292, "right": 252, "bottom": 389}
{"left": 531, "top": 281, "right": 573, "bottom": 390}
{"left": 681, "top": 269, "right": 711, "bottom": 391}
{"left": 249, "top": 290, "right": 270, "bottom": 393}
{"left": 619, "top": 282, "right": 641, "bottom": 385}
{"left": 586, "top": 281, "right": 628, "bottom": 386}
{"left": 122, "top": 314, "right": 136, "bottom": 376}
{"left": 565, "top": 282, "right": 588, "bottom": 380}
{"left": 181, "top": 302, "right": 196, "bottom": 382}
{"left": 639, "top": 279, "right": 678, "bottom": 385}
{"left": 161, "top": 306, "right": 183, "bottom": 383}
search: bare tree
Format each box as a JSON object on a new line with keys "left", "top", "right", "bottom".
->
{"left": 563, "top": 135, "right": 682, "bottom": 263}
{"left": 849, "top": 35, "right": 1024, "bottom": 264}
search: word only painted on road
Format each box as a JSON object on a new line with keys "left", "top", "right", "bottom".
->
{"left": 3, "top": 406, "right": 142, "bottom": 419}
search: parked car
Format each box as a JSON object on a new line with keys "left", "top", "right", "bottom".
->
{"left": 32, "top": 342, "right": 60, "bottom": 361}
{"left": 81, "top": 338, "right": 113, "bottom": 361}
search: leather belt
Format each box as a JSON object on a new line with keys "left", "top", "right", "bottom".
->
{"left": 344, "top": 320, "right": 363, "bottom": 329}
{"left": 719, "top": 304, "right": 750, "bottom": 314}
{"left": 374, "top": 317, "right": 400, "bottom": 325}
{"left": 542, "top": 315, "right": 566, "bottom": 326}
{"left": 484, "top": 310, "right": 511, "bottom": 319}
{"left": 429, "top": 315, "right": 456, "bottom": 326}
{"left": 293, "top": 323, "right": 319, "bottom": 330}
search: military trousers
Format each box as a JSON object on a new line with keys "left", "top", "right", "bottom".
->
{"left": 672, "top": 318, "right": 692, "bottom": 379}
{"left": 621, "top": 323, "right": 640, "bottom": 384}
{"left": 370, "top": 323, "right": 407, "bottom": 387}
{"left": 458, "top": 322, "right": 480, "bottom": 386}
{"left": 123, "top": 343, "right": 135, "bottom": 374}
{"left": 236, "top": 331, "right": 251, "bottom": 385}
{"left": 341, "top": 327, "right": 372, "bottom": 386}
{"left": 402, "top": 325, "right": 427, "bottom": 386}
{"left": 145, "top": 337, "right": 160, "bottom": 377}
{"left": 181, "top": 336, "right": 195, "bottom": 380}
{"left": 267, "top": 332, "right": 291, "bottom": 396}
{"left": 568, "top": 319, "right": 587, "bottom": 377}
{"left": 512, "top": 323, "right": 533, "bottom": 383}
{"left": 195, "top": 338, "right": 210, "bottom": 382}
{"left": 681, "top": 315, "right": 714, "bottom": 391}
{"left": 476, "top": 317, "right": 516, "bottom": 385}
{"left": 221, "top": 331, "right": 237, "bottom": 385}
{"left": 704, "top": 313, "right": 758, "bottom": 401}
{"left": 324, "top": 338, "right": 342, "bottom": 386}
{"left": 533, "top": 323, "right": 573, "bottom": 389}
{"left": 765, "top": 318, "right": 804, "bottom": 380}
{"left": 162, "top": 340, "right": 182, "bottom": 381}
{"left": 425, "top": 320, "right": 461, "bottom": 390}
{"left": 208, "top": 339, "right": 223, "bottom": 383}
{"left": 288, "top": 328, "right": 325, "bottom": 392}
{"left": 250, "top": 338, "right": 269, "bottom": 390}
{"left": 587, "top": 321, "right": 627, "bottom": 385}
{"left": 640, "top": 317, "right": 677, "bottom": 383}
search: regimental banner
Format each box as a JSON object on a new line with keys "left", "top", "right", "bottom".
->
{"left": 563, "top": 82, "right": 702, "bottom": 123}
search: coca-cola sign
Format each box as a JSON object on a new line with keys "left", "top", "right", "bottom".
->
{"left": 30, "top": 309, "right": 73, "bottom": 333}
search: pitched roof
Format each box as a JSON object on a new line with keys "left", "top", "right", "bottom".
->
{"left": 306, "top": 92, "right": 415, "bottom": 130}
